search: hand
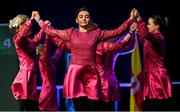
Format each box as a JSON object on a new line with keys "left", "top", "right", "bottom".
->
{"left": 134, "top": 10, "right": 141, "bottom": 21}
{"left": 130, "top": 8, "right": 137, "bottom": 20}
{"left": 44, "top": 20, "right": 53, "bottom": 29}
{"left": 32, "top": 11, "right": 41, "bottom": 22}
{"left": 45, "top": 20, "right": 51, "bottom": 25}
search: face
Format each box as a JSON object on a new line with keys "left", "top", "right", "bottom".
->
{"left": 76, "top": 11, "right": 92, "bottom": 28}
{"left": 130, "top": 22, "right": 137, "bottom": 32}
{"left": 147, "top": 18, "right": 159, "bottom": 33}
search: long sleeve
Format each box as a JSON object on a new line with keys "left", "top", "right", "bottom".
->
{"left": 98, "top": 19, "right": 132, "bottom": 41}
{"left": 51, "top": 36, "right": 71, "bottom": 52}
{"left": 97, "top": 39, "right": 127, "bottom": 54}
{"left": 38, "top": 20, "right": 72, "bottom": 41}
{"left": 137, "top": 19, "right": 163, "bottom": 44}
{"left": 121, "top": 35, "right": 135, "bottom": 51}
{"left": 32, "top": 30, "right": 45, "bottom": 45}
{"left": 14, "top": 20, "right": 32, "bottom": 45}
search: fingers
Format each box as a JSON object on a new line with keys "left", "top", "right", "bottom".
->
{"left": 130, "top": 8, "right": 142, "bottom": 22}
{"left": 130, "top": 8, "right": 138, "bottom": 20}
{"left": 31, "top": 11, "right": 41, "bottom": 21}
{"left": 32, "top": 11, "right": 38, "bottom": 17}
{"left": 44, "top": 20, "right": 52, "bottom": 27}
{"left": 45, "top": 20, "right": 50, "bottom": 24}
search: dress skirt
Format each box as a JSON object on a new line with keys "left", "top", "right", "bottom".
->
{"left": 143, "top": 67, "right": 172, "bottom": 99}
{"left": 63, "top": 64, "right": 101, "bottom": 100}
{"left": 11, "top": 68, "right": 38, "bottom": 102}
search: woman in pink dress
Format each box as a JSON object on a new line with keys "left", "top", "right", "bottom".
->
{"left": 96, "top": 24, "right": 137, "bottom": 111}
{"left": 50, "top": 24, "right": 136, "bottom": 110}
{"left": 32, "top": 7, "right": 137, "bottom": 110}
{"left": 135, "top": 10, "right": 172, "bottom": 110}
{"left": 36, "top": 35, "right": 63, "bottom": 111}
{"left": 9, "top": 14, "right": 44, "bottom": 110}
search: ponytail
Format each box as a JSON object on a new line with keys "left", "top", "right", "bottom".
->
{"left": 150, "top": 15, "right": 171, "bottom": 34}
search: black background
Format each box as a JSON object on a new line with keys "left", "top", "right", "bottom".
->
{"left": 0, "top": 0, "right": 179, "bottom": 110}
{"left": 1, "top": 0, "right": 178, "bottom": 81}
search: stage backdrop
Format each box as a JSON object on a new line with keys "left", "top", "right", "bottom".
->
{"left": 0, "top": 24, "right": 21, "bottom": 110}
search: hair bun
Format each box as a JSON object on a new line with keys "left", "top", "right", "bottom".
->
{"left": 9, "top": 14, "right": 29, "bottom": 31}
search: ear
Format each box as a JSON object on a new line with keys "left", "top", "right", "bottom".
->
{"left": 156, "top": 24, "right": 160, "bottom": 30}
{"left": 75, "top": 18, "right": 78, "bottom": 23}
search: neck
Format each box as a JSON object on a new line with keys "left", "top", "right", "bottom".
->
{"left": 154, "top": 30, "right": 160, "bottom": 34}
{"left": 79, "top": 25, "right": 92, "bottom": 32}
{"left": 79, "top": 27, "right": 88, "bottom": 32}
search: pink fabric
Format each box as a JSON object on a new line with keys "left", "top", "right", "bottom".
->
{"left": 39, "top": 19, "right": 131, "bottom": 65}
{"left": 104, "top": 53, "right": 121, "bottom": 102}
{"left": 137, "top": 20, "right": 172, "bottom": 100}
{"left": 96, "top": 37, "right": 134, "bottom": 102}
{"left": 63, "top": 64, "right": 100, "bottom": 100}
{"left": 38, "top": 37, "right": 58, "bottom": 110}
{"left": 96, "top": 47, "right": 122, "bottom": 102}
{"left": 39, "top": 19, "right": 132, "bottom": 100}
{"left": 11, "top": 69, "right": 37, "bottom": 101}
{"left": 52, "top": 35, "right": 133, "bottom": 102}
{"left": 52, "top": 34, "right": 134, "bottom": 102}
{"left": 11, "top": 20, "right": 44, "bottom": 102}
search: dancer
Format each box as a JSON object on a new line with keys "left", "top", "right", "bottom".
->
{"left": 50, "top": 23, "right": 136, "bottom": 110}
{"left": 9, "top": 14, "right": 44, "bottom": 110}
{"left": 135, "top": 10, "right": 172, "bottom": 110}
{"left": 96, "top": 23, "right": 137, "bottom": 111}
{"left": 36, "top": 34, "right": 63, "bottom": 110}
{"left": 32, "top": 7, "right": 137, "bottom": 110}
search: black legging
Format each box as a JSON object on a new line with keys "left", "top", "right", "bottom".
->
{"left": 20, "top": 100, "right": 39, "bottom": 111}
{"left": 141, "top": 98, "right": 174, "bottom": 111}
{"left": 72, "top": 97, "right": 100, "bottom": 111}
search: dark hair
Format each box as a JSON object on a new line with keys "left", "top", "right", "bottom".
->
{"left": 150, "top": 15, "right": 171, "bottom": 33}
{"left": 75, "top": 7, "right": 91, "bottom": 18}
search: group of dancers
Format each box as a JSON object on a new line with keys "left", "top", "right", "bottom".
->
{"left": 9, "top": 7, "right": 172, "bottom": 111}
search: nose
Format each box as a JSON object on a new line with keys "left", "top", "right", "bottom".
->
{"left": 82, "top": 17, "right": 86, "bottom": 21}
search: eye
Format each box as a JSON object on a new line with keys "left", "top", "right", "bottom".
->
{"left": 86, "top": 15, "right": 90, "bottom": 19}
{"left": 78, "top": 15, "right": 83, "bottom": 18}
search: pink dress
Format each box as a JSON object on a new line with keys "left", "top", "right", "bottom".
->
{"left": 39, "top": 19, "right": 132, "bottom": 100}
{"left": 52, "top": 35, "right": 135, "bottom": 102}
{"left": 137, "top": 19, "right": 172, "bottom": 100}
{"left": 39, "top": 37, "right": 60, "bottom": 110}
{"left": 11, "top": 20, "right": 44, "bottom": 102}
{"left": 96, "top": 37, "right": 134, "bottom": 102}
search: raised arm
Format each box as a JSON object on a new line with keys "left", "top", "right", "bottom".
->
{"left": 32, "top": 11, "right": 72, "bottom": 41}
{"left": 97, "top": 21, "right": 137, "bottom": 53}
{"left": 98, "top": 8, "right": 137, "bottom": 41}
{"left": 137, "top": 19, "right": 163, "bottom": 43}
{"left": 136, "top": 10, "right": 163, "bottom": 44}
{"left": 97, "top": 32, "right": 133, "bottom": 53}
{"left": 14, "top": 20, "right": 32, "bottom": 45}
{"left": 51, "top": 36, "right": 71, "bottom": 52}
{"left": 32, "top": 30, "right": 45, "bottom": 45}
